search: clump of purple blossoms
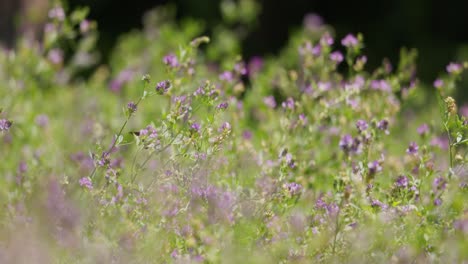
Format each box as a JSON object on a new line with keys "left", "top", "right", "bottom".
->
{"left": 191, "top": 122, "right": 201, "bottom": 133}
{"left": 446, "top": 62, "right": 462, "bottom": 74}
{"left": 341, "top": 34, "right": 358, "bottom": 47}
{"left": 330, "top": 51, "right": 343, "bottom": 63}
{"left": 0, "top": 119, "right": 12, "bottom": 131}
{"left": 356, "top": 119, "right": 368, "bottom": 132}
{"left": 284, "top": 182, "right": 302, "bottom": 196}
{"left": 368, "top": 160, "right": 382, "bottom": 175}
{"left": 339, "top": 134, "right": 362, "bottom": 154}
{"left": 282, "top": 98, "right": 295, "bottom": 110}
{"left": 155, "top": 80, "right": 171, "bottom": 94}
{"left": 79, "top": 177, "right": 93, "bottom": 190}
{"left": 395, "top": 175, "right": 409, "bottom": 188}
{"left": 263, "top": 96, "right": 277, "bottom": 108}
{"left": 377, "top": 119, "right": 389, "bottom": 134}
{"left": 417, "top": 124, "right": 429, "bottom": 136}
{"left": 163, "top": 53, "right": 179, "bottom": 68}
{"left": 406, "top": 142, "right": 419, "bottom": 155}
{"left": 216, "top": 102, "right": 229, "bottom": 110}
{"left": 127, "top": 102, "right": 137, "bottom": 114}
{"left": 433, "top": 79, "right": 444, "bottom": 89}
{"left": 433, "top": 177, "right": 447, "bottom": 191}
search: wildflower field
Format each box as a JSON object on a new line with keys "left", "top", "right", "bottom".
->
{"left": 1, "top": 2, "right": 468, "bottom": 263}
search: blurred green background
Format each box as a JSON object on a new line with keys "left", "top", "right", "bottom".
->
{"left": 2, "top": 0, "right": 468, "bottom": 100}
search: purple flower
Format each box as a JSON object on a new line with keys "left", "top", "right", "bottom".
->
{"left": 263, "top": 96, "right": 277, "bottom": 108}
{"left": 242, "top": 130, "right": 252, "bottom": 140}
{"left": 371, "top": 199, "right": 388, "bottom": 210}
{"left": 216, "top": 102, "right": 229, "bottom": 110}
{"left": 417, "top": 124, "right": 429, "bottom": 136}
{"left": 356, "top": 119, "right": 368, "bottom": 132}
{"left": 377, "top": 119, "right": 389, "bottom": 134}
{"left": 370, "top": 79, "right": 391, "bottom": 92}
{"left": 284, "top": 182, "right": 302, "bottom": 196}
{"left": 330, "top": 51, "right": 343, "bottom": 63}
{"left": 80, "top": 19, "right": 91, "bottom": 34}
{"left": 219, "top": 122, "right": 231, "bottom": 132}
{"left": 163, "top": 53, "right": 179, "bottom": 68}
{"left": 248, "top": 56, "right": 263, "bottom": 76}
{"left": 339, "top": 134, "right": 353, "bottom": 151}
{"left": 155, "top": 80, "right": 171, "bottom": 94}
{"left": 299, "top": 113, "right": 308, "bottom": 126}
{"left": 433, "top": 79, "right": 444, "bottom": 89}
{"left": 48, "top": 6, "right": 65, "bottom": 20}
{"left": 191, "top": 122, "right": 201, "bottom": 132}
{"left": 282, "top": 97, "right": 295, "bottom": 110}
{"left": 446, "top": 62, "right": 462, "bottom": 74}
{"left": 234, "top": 62, "right": 247, "bottom": 75}
{"left": 433, "top": 198, "right": 442, "bottom": 206}
{"left": 127, "top": 102, "right": 137, "bottom": 113}
{"left": 433, "top": 177, "right": 447, "bottom": 191}
{"left": 317, "top": 81, "right": 332, "bottom": 91}
{"left": 395, "top": 175, "right": 409, "bottom": 188}
{"left": 341, "top": 34, "right": 358, "bottom": 47}
{"left": 48, "top": 49, "right": 63, "bottom": 65}
{"left": 79, "top": 177, "right": 93, "bottom": 190}
{"left": 0, "top": 119, "right": 12, "bottom": 131}
{"left": 406, "top": 142, "right": 419, "bottom": 155}
{"left": 219, "top": 71, "right": 234, "bottom": 82}
{"left": 320, "top": 32, "right": 334, "bottom": 46}
{"left": 368, "top": 160, "right": 382, "bottom": 175}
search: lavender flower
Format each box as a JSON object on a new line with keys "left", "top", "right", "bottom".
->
{"left": 395, "top": 175, "right": 409, "bottom": 188}
{"left": 339, "top": 134, "right": 353, "bottom": 152}
{"left": 377, "top": 119, "right": 389, "bottom": 134}
{"left": 216, "top": 102, "right": 229, "bottom": 110}
{"left": 368, "top": 160, "right": 382, "bottom": 175}
{"left": 0, "top": 119, "right": 12, "bottom": 131}
{"left": 330, "top": 51, "right": 344, "bottom": 63}
{"left": 48, "top": 49, "right": 63, "bottom": 65}
{"left": 191, "top": 122, "right": 201, "bottom": 132}
{"left": 80, "top": 19, "right": 91, "bottom": 34}
{"left": 284, "top": 182, "right": 302, "bottom": 196}
{"left": 320, "top": 32, "right": 334, "bottom": 46}
{"left": 370, "top": 79, "right": 391, "bottom": 92}
{"left": 282, "top": 97, "right": 295, "bottom": 110}
{"left": 219, "top": 71, "right": 234, "bottom": 82}
{"left": 234, "top": 62, "right": 247, "bottom": 75}
{"left": 127, "top": 102, "right": 137, "bottom": 114}
{"left": 433, "top": 79, "right": 444, "bottom": 89}
{"left": 163, "top": 53, "right": 179, "bottom": 68}
{"left": 219, "top": 122, "right": 231, "bottom": 132}
{"left": 341, "top": 34, "right": 358, "bottom": 47}
{"left": 356, "top": 119, "right": 368, "bottom": 132}
{"left": 446, "top": 62, "right": 462, "bottom": 74}
{"left": 433, "top": 177, "right": 447, "bottom": 191}
{"left": 155, "top": 80, "right": 171, "bottom": 94}
{"left": 248, "top": 56, "right": 263, "bottom": 76}
{"left": 79, "top": 177, "right": 93, "bottom": 190}
{"left": 406, "top": 142, "right": 419, "bottom": 155}
{"left": 263, "top": 96, "right": 277, "bottom": 108}
{"left": 417, "top": 124, "right": 429, "bottom": 136}
{"left": 48, "top": 7, "right": 65, "bottom": 20}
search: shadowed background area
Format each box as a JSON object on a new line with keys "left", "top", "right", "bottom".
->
{"left": 2, "top": 0, "right": 468, "bottom": 98}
